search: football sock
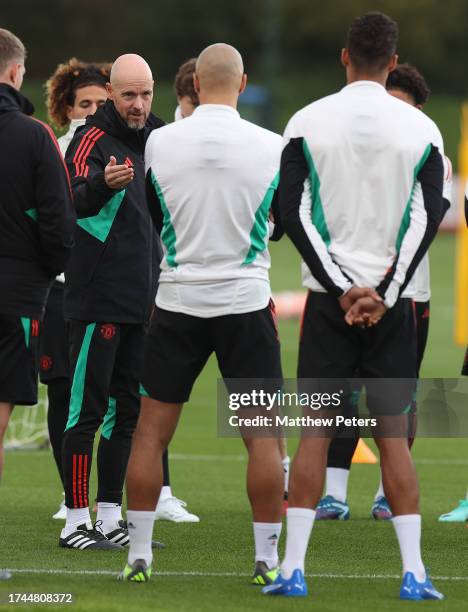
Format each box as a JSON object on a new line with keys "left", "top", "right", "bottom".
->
{"left": 62, "top": 507, "right": 92, "bottom": 537}
{"left": 127, "top": 510, "right": 155, "bottom": 566}
{"left": 281, "top": 507, "right": 316, "bottom": 579}
{"left": 96, "top": 502, "right": 122, "bottom": 533}
{"left": 159, "top": 486, "right": 173, "bottom": 502}
{"left": 325, "top": 467, "right": 349, "bottom": 503}
{"left": 282, "top": 456, "right": 290, "bottom": 495}
{"left": 253, "top": 522, "right": 282, "bottom": 569}
{"left": 374, "top": 478, "right": 385, "bottom": 501}
{"left": 392, "top": 514, "right": 426, "bottom": 582}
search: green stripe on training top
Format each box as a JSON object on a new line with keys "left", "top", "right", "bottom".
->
{"left": 20, "top": 317, "right": 30, "bottom": 348}
{"left": 77, "top": 190, "right": 126, "bottom": 242}
{"left": 150, "top": 170, "right": 178, "bottom": 267}
{"left": 139, "top": 383, "right": 149, "bottom": 397}
{"left": 302, "top": 139, "right": 331, "bottom": 248}
{"left": 25, "top": 208, "right": 38, "bottom": 221}
{"left": 65, "top": 323, "right": 96, "bottom": 431}
{"left": 101, "top": 396, "right": 117, "bottom": 440}
{"left": 395, "top": 144, "right": 432, "bottom": 253}
{"left": 243, "top": 172, "right": 279, "bottom": 265}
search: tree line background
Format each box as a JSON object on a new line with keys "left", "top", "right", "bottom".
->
{"left": 1, "top": 0, "right": 466, "bottom": 161}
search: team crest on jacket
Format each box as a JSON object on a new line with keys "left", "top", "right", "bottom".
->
{"left": 40, "top": 355, "right": 52, "bottom": 371}
{"left": 100, "top": 323, "right": 116, "bottom": 340}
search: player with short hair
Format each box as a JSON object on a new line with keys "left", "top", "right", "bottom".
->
{"left": 264, "top": 13, "right": 445, "bottom": 600}
{"left": 119, "top": 43, "right": 284, "bottom": 584}
{"left": 317, "top": 62, "right": 452, "bottom": 523}
{"left": 0, "top": 28, "right": 75, "bottom": 481}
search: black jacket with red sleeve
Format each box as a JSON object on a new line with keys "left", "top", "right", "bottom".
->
{"left": 64, "top": 100, "right": 164, "bottom": 324}
{"left": 0, "top": 84, "right": 75, "bottom": 319}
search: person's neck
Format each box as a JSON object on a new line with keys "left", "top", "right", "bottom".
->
{"left": 0, "top": 79, "right": 17, "bottom": 89}
{"left": 346, "top": 68, "right": 388, "bottom": 87}
{"left": 198, "top": 92, "right": 238, "bottom": 109}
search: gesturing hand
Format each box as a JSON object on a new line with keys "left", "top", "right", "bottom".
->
{"left": 345, "top": 296, "right": 387, "bottom": 327}
{"left": 104, "top": 156, "right": 134, "bottom": 189}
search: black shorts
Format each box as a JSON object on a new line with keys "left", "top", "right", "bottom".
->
{"left": 298, "top": 292, "right": 417, "bottom": 416}
{"left": 414, "top": 300, "right": 430, "bottom": 376}
{"left": 0, "top": 314, "right": 40, "bottom": 405}
{"left": 39, "top": 281, "right": 69, "bottom": 383}
{"left": 141, "top": 302, "right": 282, "bottom": 403}
{"left": 462, "top": 347, "right": 468, "bottom": 376}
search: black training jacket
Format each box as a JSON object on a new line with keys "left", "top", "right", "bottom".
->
{"left": 0, "top": 84, "right": 75, "bottom": 319}
{"left": 64, "top": 100, "right": 164, "bottom": 323}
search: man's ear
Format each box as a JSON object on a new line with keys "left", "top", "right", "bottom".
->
{"left": 239, "top": 73, "right": 247, "bottom": 95}
{"left": 8, "top": 63, "right": 18, "bottom": 86}
{"left": 341, "top": 48, "right": 349, "bottom": 68}
{"left": 105, "top": 82, "right": 113, "bottom": 99}
{"left": 388, "top": 54, "right": 398, "bottom": 73}
{"left": 193, "top": 73, "right": 201, "bottom": 94}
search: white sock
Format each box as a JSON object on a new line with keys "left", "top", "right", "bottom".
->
{"left": 374, "top": 477, "right": 385, "bottom": 501}
{"left": 325, "top": 467, "right": 349, "bottom": 503}
{"left": 281, "top": 507, "right": 315, "bottom": 579}
{"left": 127, "top": 510, "right": 155, "bottom": 566}
{"left": 62, "top": 507, "right": 92, "bottom": 537}
{"left": 159, "top": 486, "right": 173, "bottom": 501}
{"left": 282, "top": 457, "right": 290, "bottom": 494}
{"left": 392, "top": 514, "right": 426, "bottom": 582}
{"left": 96, "top": 502, "right": 122, "bottom": 534}
{"left": 253, "top": 522, "right": 282, "bottom": 569}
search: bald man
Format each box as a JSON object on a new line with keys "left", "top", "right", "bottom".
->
{"left": 119, "top": 43, "right": 284, "bottom": 583}
{"left": 60, "top": 54, "right": 165, "bottom": 550}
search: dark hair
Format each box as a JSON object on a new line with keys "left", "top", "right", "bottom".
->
{"left": 386, "top": 63, "right": 430, "bottom": 106}
{"left": 174, "top": 58, "right": 198, "bottom": 106}
{"left": 46, "top": 57, "right": 111, "bottom": 128}
{"left": 347, "top": 12, "right": 398, "bottom": 73}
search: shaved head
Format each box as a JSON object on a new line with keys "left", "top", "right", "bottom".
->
{"left": 107, "top": 53, "right": 154, "bottom": 129}
{"left": 195, "top": 43, "right": 244, "bottom": 94}
{"left": 110, "top": 53, "right": 153, "bottom": 85}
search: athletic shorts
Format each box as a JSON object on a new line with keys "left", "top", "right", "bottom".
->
{"left": 39, "top": 281, "right": 69, "bottom": 383}
{"left": 0, "top": 315, "right": 40, "bottom": 405}
{"left": 141, "top": 301, "right": 282, "bottom": 403}
{"left": 414, "top": 300, "right": 430, "bottom": 376}
{"left": 462, "top": 347, "right": 468, "bottom": 376}
{"left": 298, "top": 292, "right": 417, "bottom": 416}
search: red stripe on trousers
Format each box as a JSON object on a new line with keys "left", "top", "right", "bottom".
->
{"left": 72, "top": 454, "right": 78, "bottom": 507}
{"left": 72, "top": 127, "right": 99, "bottom": 175}
{"left": 83, "top": 454, "right": 88, "bottom": 507}
{"left": 77, "top": 454, "right": 83, "bottom": 507}
{"left": 77, "top": 130, "right": 104, "bottom": 177}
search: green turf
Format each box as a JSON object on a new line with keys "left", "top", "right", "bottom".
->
{"left": 1, "top": 234, "right": 467, "bottom": 611}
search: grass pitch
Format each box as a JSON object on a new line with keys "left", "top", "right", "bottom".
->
{"left": 1, "top": 234, "right": 466, "bottom": 611}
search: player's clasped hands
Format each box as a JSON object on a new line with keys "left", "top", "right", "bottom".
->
{"left": 105, "top": 155, "right": 134, "bottom": 189}
{"left": 339, "top": 286, "right": 387, "bottom": 328}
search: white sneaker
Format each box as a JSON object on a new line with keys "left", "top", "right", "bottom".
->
{"left": 155, "top": 497, "right": 200, "bottom": 523}
{"left": 52, "top": 495, "right": 66, "bottom": 520}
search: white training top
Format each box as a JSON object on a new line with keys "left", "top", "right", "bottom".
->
{"left": 55, "top": 119, "right": 86, "bottom": 283}
{"left": 282, "top": 81, "right": 445, "bottom": 308}
{"left": 402, "top": 155, "right": 452, "bottom": 301}
{"left": 145, "top": 104, "right": 282, "bottom": 317}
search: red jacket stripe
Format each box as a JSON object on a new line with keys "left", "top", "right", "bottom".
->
{"left": 77, "top": 129, "right": 104, "bottom": 177}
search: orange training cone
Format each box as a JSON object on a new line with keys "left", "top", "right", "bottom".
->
{"left": 352, "top": 439, "right": 378, "bottom": 464}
